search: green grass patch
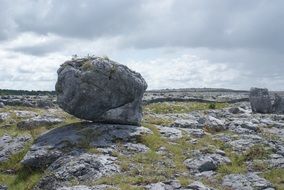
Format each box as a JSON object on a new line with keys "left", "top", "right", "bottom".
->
{"left": 243, "top": 144, "right": 272, "bottom": 161}
{"left": 144, "top": 102, "right": 228, "bottom": 114}
{"left": 0, "top": 140, "right": 43, "bottom": 190}
{"left": 263, "top": 168, "right": 284, "bottom": 190}
{"left": 0, "top": 142, "right": 32, "bottom": 172}
{"left": 217, "top": 154, "right": 247, "bottom": 175}
{"left": 0, "top": 167, "right": 43, "bottom": 190}
{"left": 142, "top": 114, "right": 174, "bottom": 126}
{"left": 218, "top": 144, "right": 272, "bottom": 175}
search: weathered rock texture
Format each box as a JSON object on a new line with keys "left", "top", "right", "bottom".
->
{"left": 21, "top": 122, "right": 152, "bottom": 169}
{"left": 249, "top": 88, "right": 272, "bottom": 114}
{"left": 56, "top": 57, "right": 147, "bottom": 125}
{"left": 250, "top": 87, "right": 284, "bottom": 114}
{"left": 273, "top": 93, "right": 284, "bottom": 114}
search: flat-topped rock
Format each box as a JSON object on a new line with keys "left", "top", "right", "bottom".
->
{"left": 56, "top": 57, "right": 147, "bottom": 125}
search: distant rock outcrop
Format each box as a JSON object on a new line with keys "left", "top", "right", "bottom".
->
{"left": 249, "top": 88, "right": 272, "bottom": 114}
{"left": 250, "top": 87, "right": 284, "bottom": 114}
{"left": 273, "top": 93, "right": 284, "bottom": 114}
{"left": 56, "top": 57, "right": 147, "bottom": 125}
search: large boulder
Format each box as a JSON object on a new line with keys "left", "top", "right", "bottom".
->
{"left": 56, "top": 57, "right": 147, "bottom": 125}
{"left": 249, "top": 88, "right": 272, "bottom": 114}
{"left": 273, "top": 93, "right": 284, "bottom": 114}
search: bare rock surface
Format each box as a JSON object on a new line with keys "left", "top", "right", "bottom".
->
{"left": 184, "top": 152, "right": 231, "bottom": 173}
{"left": 21, "top": 122, "right": 152, "bottom": 168}
{"left": 0, "top": 113, "right": 9, "bottom": 122}
{"left": 222, "top": 173, "right": 275, "bottom": 190}
{"left": 34, "top": 151, "right": 119, "bottom": 190}
{"left": 17, "top": 115, "right": 63, "bottom": 129}
{"left": 0, "top": 134, "right": 31, "bottom": 162}
{"left": 56, "top": 57, "right": 147, "bottom": 125}
{"left": 58, "top": 185, "right": 117, "bottom": 190}
{"left": 250, "top": 88, "right": 272, "bottom": 114}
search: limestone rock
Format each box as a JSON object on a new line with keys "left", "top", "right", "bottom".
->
{"left": 184, "top": 153, "right": 231, "bottom": 173}
{"left": 0, "top": 113, "right": 9, "bottom": 122}
{"left": 48, "top": 152, "right": 119, "bottom": 182}
{"left": 222, "top": 173, "right": 274, "bottom": 190}
{"left": 17, "top": 115, "right": 63, "bottom": 129}
{"left": 0, "top": 102, "right": 5, "bottom": 108}
{"left": 0, "top": 134, "right": 31, "bottom": 163}
{"left": 58, "top": 185, "right": 117, "bottom": 190}
{"left": 187, "top": 181, "right": 214, "bottom": 190}
{"left": 21, "top": 122, "right": 152, "bottom": 168}
{"left": 273, "top": 93, "right": 284, "bottom": 114}
{"left": 250, "top": 88, "right": 272, "bottom": 114}
{"left": 56, "top": 57, "right": 147, "bottom": 125}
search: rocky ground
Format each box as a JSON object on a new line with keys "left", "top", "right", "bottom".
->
{"left": 0, "top": 90, "right": 284, "bottom": 190}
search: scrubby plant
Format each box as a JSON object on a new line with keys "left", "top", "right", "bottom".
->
{"left": 208, "top": 103, "right": 216, "bottom": 109}
{"left": 243, "top": 144, "right": 272, "bottom": 161}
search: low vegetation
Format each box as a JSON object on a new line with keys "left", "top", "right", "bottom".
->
{"left": 263, "top": 169, "right": 284, "bottom": 190}
{"left": 1, "top": 100, "right": 282, "bottom": 189}
{"left": 144, "top": 101, "right": 228, "bottom": 114}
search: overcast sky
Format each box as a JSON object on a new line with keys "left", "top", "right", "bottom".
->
{"left": 0, "top": 0, "right": 283, "bottom": 90}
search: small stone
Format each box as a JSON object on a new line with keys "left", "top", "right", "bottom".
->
{"left": 171, "top": 119, "right": 199, "bottom": 128}
{"left": 187, "top": 181, "right": 213, "bottom": 190}
{"left": 184, "top": 128, "right": 205, "bottom": 138}
{"left": 184, "top": 153, "right": 231, "bottom": 173}
{"left": 0, "top": 113, "right": 9, "bottom": 122}
{"left": 156, "top": 125, "right": 183, "bottom": 140}
{"left": 0, "top": 102, "right": 5, "bottom": 108}
{"left": 17, "top": 115, "right": 63, "bottom": 129}
{"left": 228, "top": 107, "right": 241, "bottom": 114}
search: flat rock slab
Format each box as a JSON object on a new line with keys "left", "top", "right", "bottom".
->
{"left": 0, "top": 134, "right": 31, "bottom": 163}
{"left": 222, "top": 173, "right": 274, "bottom": 190}
{"left": 58, "top": 185, "right": 117, "bottom": 190}
{"left": 21, "top": 122, "right": 152, "bottom": 168}
{"left": 34, "top": 152, "right": 119, "bottom": 190}
{"left": 156, "top": 125, "right": 183, "bottom": 140}
{"left": 14, "top": 110, "right": 37, "bottom": 118}
{"left": 17, "top": 115, "right": 63, "bottom": 129}
{"left": 184, "top": 153, "right": 231, "bottom": 173}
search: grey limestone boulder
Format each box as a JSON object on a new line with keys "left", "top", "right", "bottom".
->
{"left": 273, "top": 93, "right": 284, "bottom": 114}
{"left": 56, "top": 57, "right": 147, "bottom": 125}
{"left": 249, "top": 88, "right": 272, "bottom": 114}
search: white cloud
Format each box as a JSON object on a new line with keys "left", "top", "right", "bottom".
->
{"left": 125, "top": 54, "right": 241, "bottom": 90}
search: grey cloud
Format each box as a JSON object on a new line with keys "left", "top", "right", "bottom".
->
{"left": 1, "top": 0, "right": 283, "bottom": 51}
{"left": 0, "top": 0, "right": 283, "bottom": 90}
{"left": 10, "top": 40, "right": 64, "bottom": 56}
{"left": 13, "top": 0, "right": 143, "bottom": 39}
